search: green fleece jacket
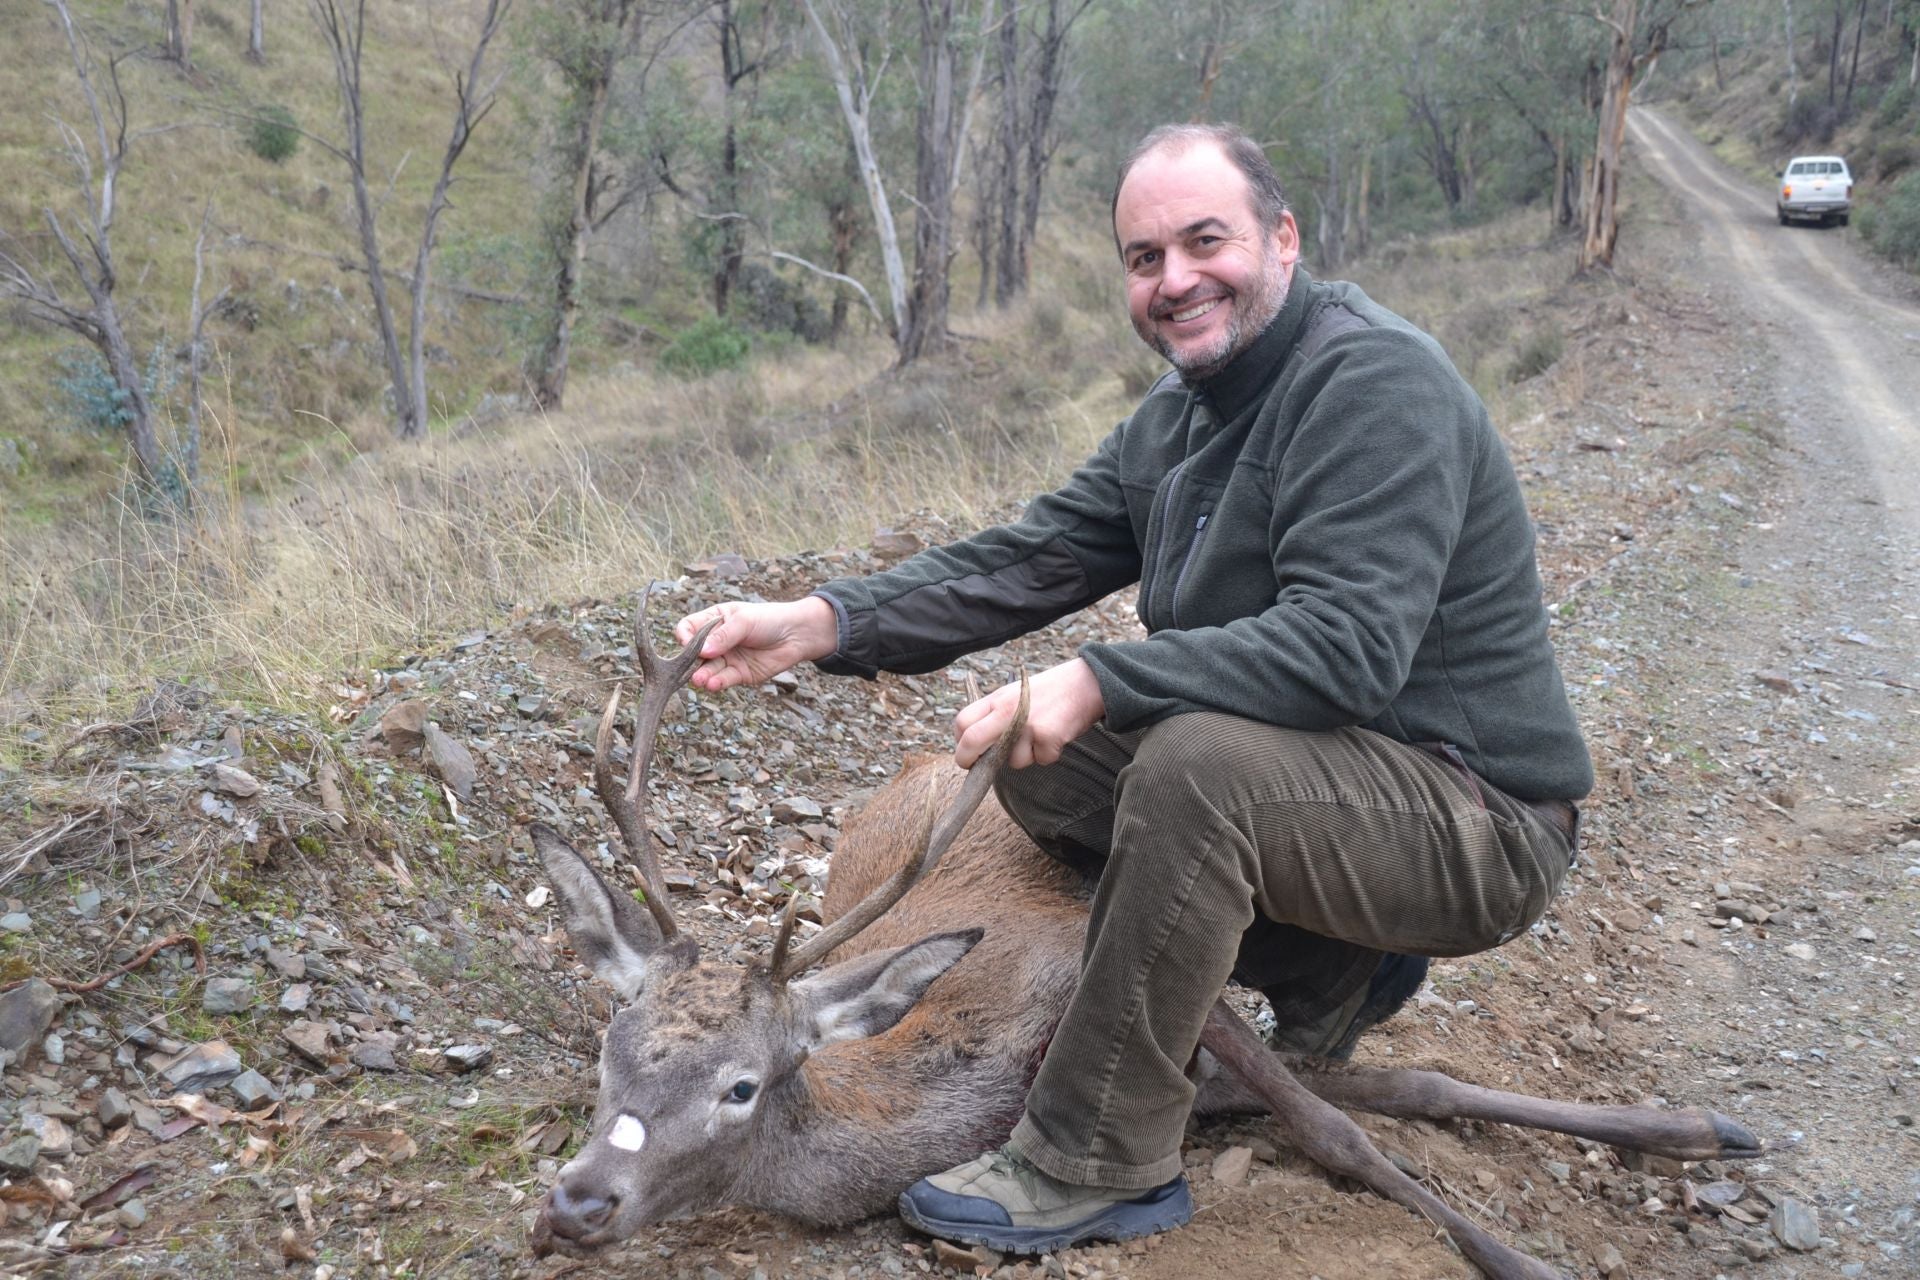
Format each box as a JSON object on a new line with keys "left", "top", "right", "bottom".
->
{"left": 815, "top": 270, "right": 1593, "bottom": 802}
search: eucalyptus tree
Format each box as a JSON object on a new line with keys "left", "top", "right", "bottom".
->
{"left": 524, "top": 0, "right": 703, "bottom": 409}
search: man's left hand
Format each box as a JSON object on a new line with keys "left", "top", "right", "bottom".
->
{"left": 954, "top": 658, "right": 1105, "bottom": 771}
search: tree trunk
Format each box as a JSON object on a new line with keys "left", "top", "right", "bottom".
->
{"left": 318, "top": 0, "right": 419, "bottom": 436}
{"left": 409, "top": 0, "right": 506, "bottom": 438}
{"left": 828, "top": 190, "right": 856, "bottom": 340}
{"left": 1785, "top": 0, "right": 1799, "bottom": 106}
{"left": 165, "top": 0, "right": 194, "bottom": 66}
{"left": 531, "top": 57, "right": 613, "bottom": 410}
{"left": 1579, "top": 0, "right": 1638, "bottom": 273}
{"left": 899, "top": 0, "right": 960, "bottom": 364}
{"left": 250, "top": 0, "right": 265, "bottom": 63}
{"left": 803, "top": 0, "right": 911, "bottom": 344}
{"left": 712, "top": 0, "right": 746, "bottom": 317}
{"left": 1843, "top": 0, "right": 1867, "bottom": 112}
{"left": 992, "top": 0, "right": 1021, "bottom": 307}
{"left": 1016, "top": 0, "right": 1069, "bottom": 295}
{"left": 1551, "top": 137, "right": 1569, "bottom": 233}
{"left": 1828, "top": 0, "right": 1844, "bottom": 104}
{"left": 1354, "top": 146, "right": 1372, "bottom": 256}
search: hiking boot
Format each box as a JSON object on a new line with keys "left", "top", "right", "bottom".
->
{"left": 898, "top": 1145, "right": 1192, "bottom": 1255}
{"left": 1266, "top": 952, "right": 1429, "bottom": 1060}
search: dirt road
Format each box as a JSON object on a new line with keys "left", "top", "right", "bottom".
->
{"left": 1630, "top": 106, "right": 1920, "bottom": 513}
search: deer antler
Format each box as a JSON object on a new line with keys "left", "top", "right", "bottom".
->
{"left": 769, "top": 675, "right": 1029, "bottom": 984}
{"left": 591, "top": 587, "right": 720, "bottom": 946}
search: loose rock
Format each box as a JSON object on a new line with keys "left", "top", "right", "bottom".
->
{"left": 0, "top": 979, "right": 62, "bottom": 1056}
{"left": 1770, "top": 1197, "right": 1821, "bottom": 1252}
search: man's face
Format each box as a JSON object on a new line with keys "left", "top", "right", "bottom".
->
{"left": 1114, "top": 143, "right": 1299, "bottom": 381}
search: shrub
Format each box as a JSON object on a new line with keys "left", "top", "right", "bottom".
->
{"left": 659, "top": 315, "right": 750, "bottom": 377}
{"left": 1508, "top": 327, "right": 1564, "bottom": 383}
{"left": 1780, "top": 95, "right": 1839, "bottom": 146}
{"left": 246, "top": 105, "right": 300, "bottom": 163}
{"left": 1859, "top": 171, "right": 1920, "bottom": 271}
{"left": 733, "top": 263, "right": 831, "bottom": 343}
{"left": 1874, "top": 83, "right": 1915, "bottom": 129}
{"left": 53, "top": 350, "right": 134, "bottom": 433}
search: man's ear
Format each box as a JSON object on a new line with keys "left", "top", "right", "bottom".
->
{"left": 1272, "top": 209, "right": 1301, "bottom": 271}
{"left": 530, "top": 823, "right": 683, "bottom": 1001}
{"left": 789, "top": 929, "right": 984, "bottom": 1048}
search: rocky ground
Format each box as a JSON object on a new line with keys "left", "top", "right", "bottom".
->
{"left": 1, "top": 128, "right": 1917, "bottom": 1279}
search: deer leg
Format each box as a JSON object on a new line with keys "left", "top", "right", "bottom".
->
{"left": 1282, "top": 1057, "right": 1762, "bottom": 1163}
{"left": 1199, "top": 1002, "right": 1568, "bottom": 1280}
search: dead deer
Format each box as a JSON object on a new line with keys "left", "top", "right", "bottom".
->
{"left": 528, "top": 598, "right": 1761, "bottom": 1280}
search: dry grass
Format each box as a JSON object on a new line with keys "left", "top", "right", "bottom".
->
{"left": 0, "top": 257, "right": 1138, "bottom": 750}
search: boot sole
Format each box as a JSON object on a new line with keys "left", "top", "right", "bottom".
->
{"left": 898, "top": 1177, "right": 1193, "bottom": 1255}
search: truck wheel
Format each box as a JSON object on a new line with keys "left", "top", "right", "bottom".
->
{"left": 1777, "top": 208, "right": 1789, "bottom": 226}
{"left": 1838, "top": 213, "right": 1850, "bottom": 227}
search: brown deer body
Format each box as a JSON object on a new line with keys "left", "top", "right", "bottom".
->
{"left": 530, "top": 600, "right": 1759, "bottom": 1280}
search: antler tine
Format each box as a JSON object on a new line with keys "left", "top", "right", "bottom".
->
{"left": 772, "top": 674, "right": 1029, "bottom": 985}
{"left": 589, "top": 588, "right": 721, "bottom": 945}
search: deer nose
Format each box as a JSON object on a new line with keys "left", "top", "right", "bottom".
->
{"left": 549, "top": 1177, "right": 619, "bottom": 1235}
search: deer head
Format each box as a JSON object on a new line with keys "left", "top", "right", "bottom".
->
{"left": 529, "top": 593, "right": 1022, "bottom": 1256}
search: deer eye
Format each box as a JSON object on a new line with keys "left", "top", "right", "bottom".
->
{"left": 726, "top": 1079, "right": 758, "bottom": 1104}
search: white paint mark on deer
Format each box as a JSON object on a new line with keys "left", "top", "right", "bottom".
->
{"left": 608, "top": 1113, "right": 646, "bottom": 1151}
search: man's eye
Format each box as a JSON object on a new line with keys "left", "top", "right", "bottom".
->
{"left": 726, "top": 1080, "right": 758, "bottom": 1103}
{"left": 1132, "top": 251, "right": 1159, "bottom": 270}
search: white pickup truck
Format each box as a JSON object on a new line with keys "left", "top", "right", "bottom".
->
{"left": 1776, "top": 155, "right": 1853, "bottom": 227}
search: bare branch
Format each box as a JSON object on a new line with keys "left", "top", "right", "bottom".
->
{"left": 770, "top": 250, "right": 885, "bottom": 325}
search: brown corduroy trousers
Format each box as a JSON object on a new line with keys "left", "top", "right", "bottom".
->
{"left": 995, "top": 713, "right": 1574, "bottom": 1189}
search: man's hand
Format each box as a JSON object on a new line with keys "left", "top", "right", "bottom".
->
{"left": 673, "top": 597, "right": 839, "bottom": 693}
{"left": 954, "top": 657, "right": 1105, "bottom": 770}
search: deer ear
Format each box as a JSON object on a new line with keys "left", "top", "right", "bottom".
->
{"left": 531, "top": 823, "right": 675, "bottom": 1001}
{"left": 791, "top": 929, "right": 984, "bottom": 1048}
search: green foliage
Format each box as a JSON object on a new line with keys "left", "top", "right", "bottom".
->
{"left": 51, "top": 340, "right": 175, "bottom": 436}
{"left": 1780, "top": 95, "right": 1840, "bottom": 147}
{"left": 1858, "top": 171, "right": 1920, "bottom": 270}
{"left": 1874, "top": 82, "right": 1915, "bottom": 129}
{"left": 659, "top": 315, "right": 751, "bottom": 377}
{"left": 246, "top": 105, "right": 300, "bottom": 164}
{"left": 52, "top": 349, "right": 135, "bottom": 434}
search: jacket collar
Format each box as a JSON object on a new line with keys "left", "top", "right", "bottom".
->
{"left": 1188, "top": 266, "right": 1316, "bottom": 421}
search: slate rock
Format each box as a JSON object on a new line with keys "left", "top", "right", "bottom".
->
{"left": 1211, "top": 1145, "right": 1253, "bottom": 1186}
{"left": 352, "top": 1031, "right": 400, "bottom": 1072}
{"left": 284, "top": 1020, "right": 335, "bottom": 1064}
{"left": 1770, "top": 1197, "right": 1821, "bottom": 1251}
{"left": 1696, "top": 1179, "right": 1748, "bottom": 1210}
{"left": 280, "top": 983, "right": 313, "bottom": 1014}
{"left": 0, "top": 912, "right": 32, "bottom": 934}
{"left": 98, "top": 1087, "right": 132, "bottom": 1129}
{"left": 20, "top": 1112, "right": 72, "bottom": 1156}
{"left": 203, "top": 977, "right": 254, "bottom": 1015}
{"left": 0, "top": 1134, "right": 40, "bottom": 1174}
{"left": 423, "top": 722, "right": 477, "bottom": 800}
{"left": 379, "top": 699, "right": 430, "bottom": 752}
{"left": 229, "top": 1068, "right": 281, "bottom": 1107}
{"left": 210, "top": 763, "right": 262, "bottom": 798}
{"left": 158, "top": 1040, "right": 243, "bottom": 1092}
{"left": 772, "top": 796, "right": 824, "bottom": 823}
{"left": 0, "top": 979, "right": 62, "bottom": 1055}
{"left": 1594, "top": 1242, "right": 1627, "bottom": 1277}
{"left": 443, "top": 1043, "right": 493, "bottom": 1073}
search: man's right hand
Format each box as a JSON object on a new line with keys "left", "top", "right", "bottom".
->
{"left": 673, "top": 597, "right": 840, "bottom": 693}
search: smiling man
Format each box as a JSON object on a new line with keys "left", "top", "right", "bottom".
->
{"left": 671, "top": 123, "right": 1591, "bottom": 1253}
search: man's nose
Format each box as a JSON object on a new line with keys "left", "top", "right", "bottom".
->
{"left": 1161, "top": 248, "right": 1203, "bottom": 298}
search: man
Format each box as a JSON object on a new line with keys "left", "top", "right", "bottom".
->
{"left": 672, "top": 123, "right": 1591, "bottom": 1254}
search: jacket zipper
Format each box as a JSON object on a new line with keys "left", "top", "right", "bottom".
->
{"left": 1169, "top": 511, "right": 1212, "bottom": 630}
{"left": 1138, "top": 458, "right": 1189, "bottom": 625}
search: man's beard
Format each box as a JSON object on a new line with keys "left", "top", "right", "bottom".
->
{"left": 1137, "top": 246, "right": 1290, "bottom": 382}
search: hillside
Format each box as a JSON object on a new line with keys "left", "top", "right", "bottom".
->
{"left": 0, "top": 1, "right": 543, "bottom": 515}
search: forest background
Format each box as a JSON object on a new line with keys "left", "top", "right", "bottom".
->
{"left": 2, "top": 0, "right": 1919, "bottom": 746}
